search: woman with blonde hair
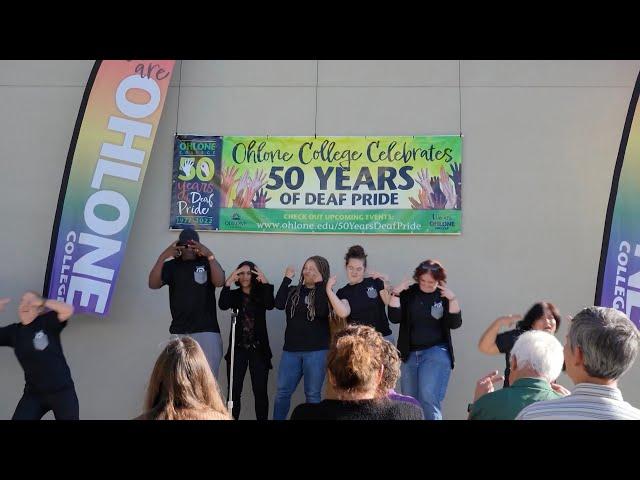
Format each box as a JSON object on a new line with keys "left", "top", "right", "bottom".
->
{"left": 139, "top": 337, "right": 231, "bottom": 420}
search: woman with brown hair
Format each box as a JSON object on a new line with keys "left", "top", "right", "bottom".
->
{"left": 290, "top": 325, "right": 423, "bottom": 420}
{"left": 388, "top": 259, "right": 462, "bottom": 420}
{"left": 139, "top": 337, "right": 231, "bottom": 420}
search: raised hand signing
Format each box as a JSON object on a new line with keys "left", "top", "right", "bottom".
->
{"left": 252, "top": 266, "right": 268, "bottom": 284}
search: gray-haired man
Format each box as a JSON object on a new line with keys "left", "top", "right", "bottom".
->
{"left": 517, "top": 306, "right": 640, "bottom": 420}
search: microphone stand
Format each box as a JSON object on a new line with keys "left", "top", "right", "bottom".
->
{"left": 227, "top": 308, "right": 238, "bottom": 414}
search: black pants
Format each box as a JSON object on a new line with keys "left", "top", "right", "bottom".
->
{"left": 226, "top": 347, "right": 270, "bottom": 420}
{"left": 12, "top": 387, "right": 79, "bottom": 420}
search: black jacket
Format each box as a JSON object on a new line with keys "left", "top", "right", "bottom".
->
{"left": 388, "top": 284, "right": 462, "bottom": 369}
{"left": 218, "top": 283, "right": 275, "bottom": 368}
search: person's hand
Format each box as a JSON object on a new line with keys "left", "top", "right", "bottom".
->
{"left": 199, "top": 161, "right": 210, "bottom": 179}
{"left": 252, "top": 188, "right": 272, "bottom": 209}
{"left": 437, "top": 282, "right": 456, "bottom": 301}
{"left": 439, "top": 166, "right": 457, "bottom": 209}
{"left": 189, "top": 241, "right": 213, "bottom": 259}
{"left": 180, "top": 158, "right": 194, "bottom": 177}
{"left": 429, "top": 176, "right": 448, "bottom": 209}
{"left": 285, "top": 266, "right": 296, "bottom": 279}
{"left": 0, "top": 297, "right": 11, "bottom": 312}
{"left": 379, "top": 289, "right": 391, "bottom": 305}
{"left": 392, "top": 278, "right": 413, "bottom": 295}
{"left": 232, "top": 171, "right": 250, "bottom": 207}
{"left": 220, "top": 166, "right": 240, "bottom": 208}
{"left": 409, "top": 188, "right": 431, "bottom": 210}
{"left": 250, "top": 169, "right": 268, "bottom": 193}
{"left": 498, "top": 314, "right": 522, "bottom": 327}
{"left": 252, "top": 266, "right": 268, "bottom": 284}
{"left": 448, "top": 162, "right": 462, "bottom": 208}
{"left": 416, "top": 169, "right": 434, "bottom": 197}
{"left": 474, "top": 370, "right": 504, "bottom": 401}
{"left": 367, "top": 271, "right": 389, "bottom": 282}
{"left": 550, "top": 382, "right": 571, "bottom": 397}
{"left": 163, "top": 241, "right": 183, "bottom": 260}
{"left": 326, "top": 275, "right": 337, "bottom": 292}
{"left": 225, "top": 269, "right": 241, "bottom": 287}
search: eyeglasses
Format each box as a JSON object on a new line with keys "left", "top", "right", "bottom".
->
{"left": 418, "top": 262, "right": 441, "bottom": 271}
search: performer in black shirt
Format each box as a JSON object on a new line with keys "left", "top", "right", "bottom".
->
{"left": 327, "top": 245, "right": 393, "bottom": 341}
{"left": 388, "top": 259, "right": 462, "bottom": 420}
{"left": 148, "top": 227, "right": 226, "bottom": 377}
{"left": 0, "top": 291, "right": 78, "bottom": 420}
{"left": 272, "top": 255, "right": 332, "bottom": 420}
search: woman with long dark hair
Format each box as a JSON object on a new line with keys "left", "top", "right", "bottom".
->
{"left": 478, "top": 302, "right": 562, "bottom": 387}
{"left": 139, "top": 337, "right": 230, "bottom": 420}
{"left": 272, "top": 256, "right": 332, "bottom": 420}
{"left": 218, "top": 261, "right": 274, "bottom": 420}
{"left": 326, "top": 245, "right": 394, "bottom": 341}
{"left": 388, "top": 259, "right": 462, "bottom": 420}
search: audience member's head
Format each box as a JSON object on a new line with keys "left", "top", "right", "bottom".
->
{"left": 565, "top": 306, "right": 640, "bottom": 384}
{"left": 141, "top": 337, "right": 230, "bottom": 420}
{"left": 327, "top": 325, "right": 385, "bottom": 400}
{"left": 377, "top": 338, "right": 401, "bottom": 397}
{"left": 517, "top": 301, "right": 562, "bottom": 334}
{"left": 509, "top": 330, "right": 564, "bottom": 384}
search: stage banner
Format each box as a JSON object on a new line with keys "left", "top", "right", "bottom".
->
{"left": 170, "top": 135, "right": 462, "bottom": 235}
{"left": 596, "top": 71, "right": 640, "bottom": 328}
{"left": 44, "top": 60, "right": 175, "bottom": 316}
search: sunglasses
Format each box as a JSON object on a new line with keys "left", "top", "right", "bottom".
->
{"left": 418, "top": 263, "right": 441, "bottom": 271}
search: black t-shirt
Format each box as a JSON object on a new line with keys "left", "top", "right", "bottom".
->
{"left": 161, "top": 258, "right": 221, "bottom": 334}
{"left": 274, "top": 277, "right": 330, "bottom": 352}
{"left": 290, "top": 398, "right": 424, "bottom": 420}
{"left": 336, "top": 278, "right": 392, "bottom": 336}
{"left": 0, "top": 311, "right": 74, "bottom": 394}
{"left": 408, "top": 290, "right": 448, "bottom": 351}
{"left": 495, "top": 328, "right": 524, "bottom": 387}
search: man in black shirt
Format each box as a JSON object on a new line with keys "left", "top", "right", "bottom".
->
{"left": 149, "top": 228, "right": 225, "bottom": 377}
{"left": 0, "top": 291, "right": 78, "bottom": 420}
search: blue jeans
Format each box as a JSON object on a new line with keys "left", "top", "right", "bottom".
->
{"left": 400, "top": 344, "right": 452, "bottom": 420}
{"left": 273, "top": 349, "right": 328, "bottom": 420}
{"left": 174, "top": 332, "right": 223, "bottom": 379}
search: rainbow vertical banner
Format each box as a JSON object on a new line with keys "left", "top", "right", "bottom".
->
{"left": 596, "top": 70, "right": 640, "bottom": 328}
{"left": 44, "top": 60, "right": 175, "bottom": 316}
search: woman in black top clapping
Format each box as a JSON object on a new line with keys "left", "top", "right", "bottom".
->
{"left": 272, "top": 256, "right": 332, "bottom": 420}
{"left": 218, "top": 261, "right": 274, "bottom": 420}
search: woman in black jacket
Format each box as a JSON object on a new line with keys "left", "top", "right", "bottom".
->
{"left": 387, "top": 259, "right": 462, "bottom": 420}
{"left": 218, "top": 261, "right": 274, "bottom": 420}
